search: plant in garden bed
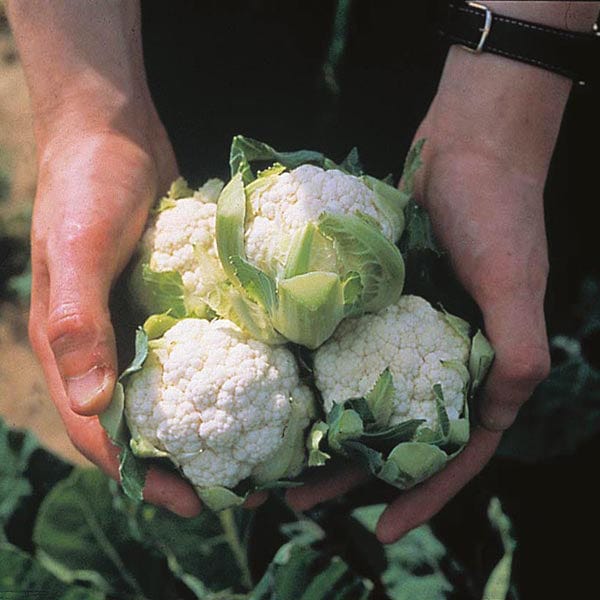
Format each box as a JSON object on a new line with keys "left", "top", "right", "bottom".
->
{"left": 0, "top": 415, "right": 519, "bottom": 599}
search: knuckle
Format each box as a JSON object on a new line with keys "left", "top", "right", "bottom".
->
{"left": 46, "top": 303, "right": 96, "bottom": 357}
{"left": 54, "top": 223, "right": 112, "bottom": 258}
{"left": 500, "top": 347, "right": 551, "bottom": 386}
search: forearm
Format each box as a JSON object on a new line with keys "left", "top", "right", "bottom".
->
{"left": 428, "top": 2, "right": 599, "bottom": 178}
{"left": 6, "top": 0, "right": 153, "bottom": 147}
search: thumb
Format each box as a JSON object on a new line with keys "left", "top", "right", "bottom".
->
{"left": 46, "top": 248, "right": 118, "bottom": 417}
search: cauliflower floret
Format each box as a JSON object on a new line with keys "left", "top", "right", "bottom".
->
{"left": 313, "top": 295, "right": 470, "bottom": 429}
{"left": 125, "top": 318, "right": 313, "bottom": 489}
{"left": 139, "top": 184, "right": 228, "bottom": 313}
{"left": 245, "top": 164, "right": 400, "bottom": 274}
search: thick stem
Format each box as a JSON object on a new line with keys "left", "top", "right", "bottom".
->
{"left": 219, "top": 509, "right": 253, "bottom": 591}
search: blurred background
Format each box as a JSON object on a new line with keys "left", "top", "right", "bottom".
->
{"left": 1, "top": 2, "right": 599, "bottom": 598}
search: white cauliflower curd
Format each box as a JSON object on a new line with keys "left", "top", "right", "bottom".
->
{"left": 244, "top": 164, "right": 402, "bottom": 275}
{"left": 124, "top": 318, "right": 314, "bottom": 492}
{"left": 134, "top": 178, "right": 228, "bottom": 317}
{"left": 314, "top": 295, "right": 471, "bottom": 429}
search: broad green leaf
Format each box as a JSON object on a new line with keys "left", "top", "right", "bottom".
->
{"left": 0, "top": 418, "right": 38, "bottom": 534}
{"left": 136, "top": 504, "right": 252, "bottom": 595}
{"left": 399, "top": 138, "right": 425, "bottom": 199}
{"left": 99, "top": 383, "right": 147, "bottom": 501}
{"left": 0, "top": 543, "right": 105, "bottom": 600}
{"left": 33, "top": 469, "right": 165, "bottom": 599}
{"left": 379, "top": 442, "right": 448, "bottom": 489}
{"left": 284, "top": 222, "right": 338, "bottom": 279}
{"left": 398, "top": 200, "right": 440, "bottom": 255}
{"left": 327, "top": 405, "right": 364, "bottom": 452}
{"left": 230, "top": 135, "right": 327, "bottom": 184}
{"left": 339, "top": 147, "right": 363, "bottom": 176}
{"left": 140, "top": 265, "right": 187, "bottom": 318}
{"left": 346, "top": 397, "right": 376, "bottom": 425}
{"left": 254, "top": 543, "right": 320, "bottom": 600}
{"left": 99, "top": 331, "right": 151, "bottom": 502}
{"left": 206, "top": 282, "right": 284, "bottom": 344}
{"left": 121, "top": 328, "right": 149, "bottom": 379}
{"left": 215, "top": 172, "right": 247, "bottom": 284}
{"left": 362, "top": 175, "right": 406, "bottom": 240}
{"left": 343, "top": 440, "right": 385, "bottom": 474}
{"left": 365, "top": 368, "right": 395, "bottom": 427}
{"left": 441, "top": 309, "right": 471, "bottom": 341}
{"left": 358, "top": 419, "right": 425, "bottom": 448}
{"left": 432, "top": 384, "right": 450, "bottom": 439}
{"left": 318, "top": 212, "right": 405, "bottom": 313}
{"left": 274, "top": 271, "right": 349, "bottom": 349}
{"left": 482, "top": 498, "right": 516, "bottom": 600}
{"left": 299, "top": 557, "right": 349, "bottom": 600}
{"left": 249, "top": 531, "right": 372, "bottom": 600}
{"left": 253, "top": 398, "right": 312, "bottom": 483}
{"left": 447, "top": 417, "right": 470, "bottom": 447}
{"left": 468, "top": 330, "right": 495, "bottom": 394}
{"left": 352, "top": 504, "right": 452, "bottom": 600}
{"left": 230, "top": 256, "right": 277, "bottom": 314}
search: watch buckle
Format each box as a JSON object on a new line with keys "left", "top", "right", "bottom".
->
{"left": 461, "top": 2, "right": 493, "bottom": 54}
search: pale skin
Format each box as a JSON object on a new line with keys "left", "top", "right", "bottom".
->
{"left": 6, "top": 2, "right": 598, "bottom": 534}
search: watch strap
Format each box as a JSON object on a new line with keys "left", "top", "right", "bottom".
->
{"left": 440, "top": 2, "right": 600, "bottom": 86}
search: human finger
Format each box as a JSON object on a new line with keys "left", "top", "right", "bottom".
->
{"left": 375, "top": 427, "right": 501, "bottom": 544}
{"left": 285, "top": 462, "right": 370, "bottom": 511}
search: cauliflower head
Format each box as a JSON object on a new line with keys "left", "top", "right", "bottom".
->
{"left": 314, "top": 295, "right": 471, "bottom": 430}
{"left": 244, "top": 164, "right": 402, "bottom": 276}
{"left": 124, "top": 318, "right": 314, "bottom": 492}
{"left": 134, "top": 178, "right": 228, "bottom": 317}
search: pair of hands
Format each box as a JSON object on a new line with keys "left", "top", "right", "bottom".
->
{"left": 27, "top": 46, "right": 564, "bottom": 542}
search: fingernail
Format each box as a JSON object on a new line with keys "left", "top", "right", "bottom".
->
{"left": 65, "top": 366, "right": 110, "bottom": 410}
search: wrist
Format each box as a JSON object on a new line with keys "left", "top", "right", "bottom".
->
{"left": 426, "top": 45, "right": 571, "bottom": 175}
{"left": 33, "top": 82, "right": 155, "bottom": 151}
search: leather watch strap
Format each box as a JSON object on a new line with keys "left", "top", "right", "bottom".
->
{"left": 440, "top": 2, "right": 600, "bottom": 86}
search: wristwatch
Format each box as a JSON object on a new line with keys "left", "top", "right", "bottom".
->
{"left": 439, "top": 1, "right": 600, "bottom": 86}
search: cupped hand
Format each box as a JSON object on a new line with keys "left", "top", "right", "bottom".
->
{"left": 28, "top": 121, "right": 203, "bottom": 517}
{"left": 287, "top": 47, "right": 571, "bottom": 542}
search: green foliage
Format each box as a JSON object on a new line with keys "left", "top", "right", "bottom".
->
{"left": 0, "top": 419, "right": 39, "bottom": 537}
{"left": 352, "top": 504, "right": 452, "bottom": 600}
{"left": 0, "top": 209, "right": 32, "bottom": 302}
{"left": 99, "top": 328, "right": 151, "bottom": 501}
{"left": 0, "top": 542, "right": 105, "bottom": 600}
{"left": 1, "top": 416, "right": 521, "bottom": 599}
{"left": 250, "top": 519, "right": 372, "bottom": 600}
{"left": 482, "top": 499, "right": 516, "bottom": 600}
{"left": 31, "top": 467, "right": 252, "bottom": 599}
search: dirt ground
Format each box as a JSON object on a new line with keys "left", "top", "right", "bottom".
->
{"left": 0, "top": 18, "right": 87, "bottom": 465}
